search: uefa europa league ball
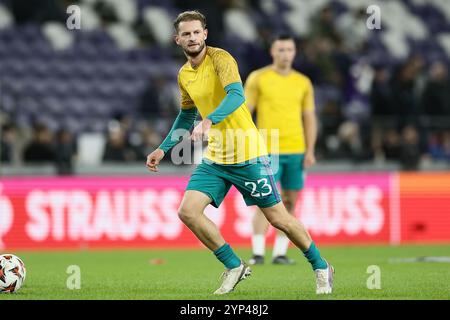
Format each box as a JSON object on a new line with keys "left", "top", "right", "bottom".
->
{"left": 0, "top": 254, "right": 27, "bottom": 293}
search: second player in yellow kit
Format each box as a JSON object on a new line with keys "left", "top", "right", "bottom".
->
{"left": 245, "top": 35, "right": 318, "bottom": 265}
{"left": 245, "top": 66, "right": 315, "bottom": 154}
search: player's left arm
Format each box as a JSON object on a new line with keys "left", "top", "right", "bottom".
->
{"left": 191, "top": 50, "right": 245, "bottom": 140}
{"left": 302, "top": 79, "right": 317, "bottom": 169}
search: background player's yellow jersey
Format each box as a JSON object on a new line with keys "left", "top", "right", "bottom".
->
{"left": 244, "top": 66, "right": 315, "bottom": 154}
{"left": 178, "top": 46, "right": 267, "bottom": 164}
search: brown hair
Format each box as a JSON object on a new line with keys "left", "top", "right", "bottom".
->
{"left": 173, "top": 10, "right": 206, "bottom": 33}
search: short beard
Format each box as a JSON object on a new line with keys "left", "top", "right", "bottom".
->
{"left": 184, "top": 42, "right": 205, "bottom": 58}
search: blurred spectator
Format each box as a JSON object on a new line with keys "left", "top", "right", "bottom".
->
{"left": 382, "top": 129, "right": 402, "bottom": 161}
{"left": 139, "top": 75, "right": 179, "bottom": 119}
{"left": 55, "top": 129, "right": 77, "bottom": 175}
{"left": 307, "top": 38, "right": 343, "bottom": 87}
{"left": 336, "top": 121, "right": 363, "bottom": 161}
{"left": 370, "top": 67, "right": 394, "bottom": 116}
{"left": 421, "top": 61, "right": 450, "bottom": 116}
{"left": 400, "top": 125, "right": 421, "bottom": 170}
{"left": 310, "top": 6, "right": 341, "bottom": 45}
{"left": 332, "top": 38, "right": 352, "bottom": 91}
{"left": 113, "top": 113, "right": 133, "bottom": 140}
{"left": 23, "top": 123, "right": 56, "bottom": 163}
{"left": 390, "top": 55, "right": 425, "bottom": 126}
{"left": 135, "top": 126, "right": 163, "bottom": 160}
{"left": 371, "top": 127, "right": 384, "bottom": 162}
{"left": 103, "top": 127, "right": 137, "bottom": 162}
{"left": 0, "top": 123, "right": 16, "bottom": 164}
{"left": 428, "top": 131, "right": 450, "bottom": 162}
{"left": 296, "top": 39, "right": 323, "bottom": 83}
{"left": 336, "top": 7, "right": 369, "bottom": 53}
{"left": 323, "top": 121, "right": 372, "bottom": 162}
{"left": 11, "top": 0, "right": 66, "bottom": 24}
{"left": 93, "top": 0, "right": 119, "bottom": 24}
{"left": 139, "top": 80, "right": 160, "bottom": 118}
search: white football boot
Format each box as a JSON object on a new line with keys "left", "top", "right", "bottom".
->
{"left": 213, "top": 260, "right": 252, "bottom": 295}
{"left": 315, "top": 261, "right": 335, "bottom": 294}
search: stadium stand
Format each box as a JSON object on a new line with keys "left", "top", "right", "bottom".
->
{"left": 0, "top": 0, "right": 449, "bottom": 173}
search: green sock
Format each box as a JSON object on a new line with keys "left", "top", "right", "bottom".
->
{"left": 303, "top": 242, "right": 327, "bottom": 270}
{"left": 214, "top": 243, "right": 241, "bottom": 269}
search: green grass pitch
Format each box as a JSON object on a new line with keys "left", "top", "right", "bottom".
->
{"left": 2, "top": 244, "right": 449, "bottom": 300}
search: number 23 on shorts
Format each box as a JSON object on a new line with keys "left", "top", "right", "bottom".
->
{"left": 245, "top": 178, "right": 273, "bottom": 198}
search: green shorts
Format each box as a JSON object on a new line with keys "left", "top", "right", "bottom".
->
{"left": 270, "top": 154, "right": 305, "bottom": 191}
{"left": 186, "top": 156, "right": 282, "bottom": 208}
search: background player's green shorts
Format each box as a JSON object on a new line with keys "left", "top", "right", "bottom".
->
{"left": 186, "top": 156, "right": 281, "bottom": 208}
{"left": 270, "top": 154, "right": 305, "bottom": 191}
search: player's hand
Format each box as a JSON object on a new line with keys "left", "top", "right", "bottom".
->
{"left": 190, "top": 119, "right": 212, "bottom": 142}
{"left": 304, "top": 152, "right": 316, "bottom": 169}
{"left": 146, "top": 149, "right": 165, "bottom": 172}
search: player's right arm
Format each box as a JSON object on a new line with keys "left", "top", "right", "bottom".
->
{"left": 244, "top": 70, "right": 260, "bottom": 114}
{"left": 146, "top": 74, "right": 197, "bottom": 172}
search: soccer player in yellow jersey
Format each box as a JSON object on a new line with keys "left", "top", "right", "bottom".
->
{"left": 146, "top": 11, "right": 334, "bottom": 295}
{"left": 245, "top": 35, "right": 317, "bottom": 265}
